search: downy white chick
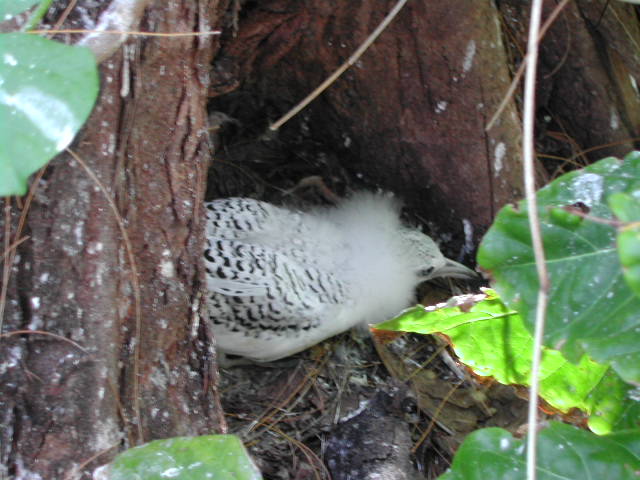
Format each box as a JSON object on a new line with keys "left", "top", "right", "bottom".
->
{"left": 204, "top": 192, "right": 475, "bottom": 362}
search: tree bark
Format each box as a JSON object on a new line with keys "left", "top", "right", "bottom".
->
{"left": 1, "top": 1, "right": 223, "bottom": 478}
{"left": 209, "top": 0, "right": 524, "bottom": 260}
{"left": 500, "top": 0, "right": 640, "bottom": 170}
{"left": 208, "top": 0, "right": 640, "bottom": 256}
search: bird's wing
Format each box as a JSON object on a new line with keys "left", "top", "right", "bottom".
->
{"left": 205, "top": 237, "right": 348, "bottom": 331}
{"left": 204, "top": 237, "right": 270, "bottom": 296}
{"left": 205, "top": 197, "right": 341, "bottom": 269}
{"left": 205, "top": 197, "right": 308, "bottom": 241}
{"left": 206, "top": 277, "right": 269, "bottom": 297}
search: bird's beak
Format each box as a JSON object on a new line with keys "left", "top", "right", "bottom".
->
{"left": 431, "top": 259, "right": 478, "bottom": 280}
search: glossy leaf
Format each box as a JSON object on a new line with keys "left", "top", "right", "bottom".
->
{"left": 97, "top": 435, "right": 262, "bottom": 480}
{"left": 439, "top": 422, "right": 640, "bottom": 480}
{"left": 375, "top": 290, "right": 640, "bottom": 433}
{"left": 0, "top": 0, "right": 39, "bottom": 20}
{"left": 0, "top": 33, "right": 98, "bottom": 195}
{"left": 477, "top": 151, "right": 640, "bottom": 384}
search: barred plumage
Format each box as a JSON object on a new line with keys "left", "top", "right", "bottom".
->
{"left": 205, "top": 192, "right": 475, "bottom": 362}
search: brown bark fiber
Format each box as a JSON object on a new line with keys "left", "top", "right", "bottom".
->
{"left": 211, "top": 0, "right": 525, "bottom": 257}
{"left": 1, "top": 1, "right": 223, "bottom": 478}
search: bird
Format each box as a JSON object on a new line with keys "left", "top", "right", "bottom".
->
{"left": 204, "top": 192, "right": 476, "bottom": 363}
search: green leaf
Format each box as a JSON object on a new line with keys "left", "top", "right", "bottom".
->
{"left": 608, "top": 192, "right": 640, "bottom": 298}
{"left": 99, "top": 435, "right": 262, "bottom": 480}
{"left": 0, "top": 33, "right": 98, "bottom": 196}
{"left": 0, "top": 0, "right": 39, "bottom": 20}
{"left": 477, "top": 151, "right": 640, "bottom": 384}
{"left": 617, "top": 228, "right": 640, "bottom": 297}
{"left": 608, "top": 192, "right": 640, "bottom": 223}
{"left": 438, "top": 422, "right": 640, "bottom": 480}
{"left": 376, "top": 290, "right": 640, "bottom": 433}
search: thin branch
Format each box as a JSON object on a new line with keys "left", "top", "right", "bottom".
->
{"left": 0, "top": 167, "right": 46, "bottom": 334}
{"left": 269, "top": 0, "right": 410, "bottom": 131}
{"left": 22, "top": 0, "right": 53, "bottom": 32}
{"left": 522, "top": 1, "right": 550, "bottom": 479}
{"left": 0, "top": 236, "right": 30, "bottom": 262}
{"left": 263, "top": 424, "right": 330, "bottom": 480}
{"left": 411, "top": 381, "right": 463, "bottom": 454}
{"left": 201, "top": 295, "right": 229, "bottom": 434}
{"left": 486, "top": 0, "right": 571, "bottom": 131}
{"left": 0, "top": 198, "right": 13, "bottom": 334}
{"left": 67, "top": 148, "right": 144, "bottom": 443}
{"left": 565, "top": 136, "right": 640, "bottom": 163}
{"left": 561, "top": 206, "right": 624, "bottom": 227}
{"left": 75, "top": 0, "right": 152, "bottom": 62}
{"left": 608, "top": 3, "right": 640, "bottom": 53}
{"left": 14, "top": 167, "right": 47, "bottom": 253}
{"left": 247, "top": 357, "right": 327, "bottom": 437}
{"left": 29, "top": 29, "right": 221, "bottom": 37}
{"left": 63, "top": 443, "right": 119, "bottom": 480}
{"left": 51, "top": 0, "right": 79, "bottom": 32}
{"left": 0, "top": 329, "right": 88, "bottom": 354}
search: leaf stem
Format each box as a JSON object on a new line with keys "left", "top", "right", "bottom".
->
{"left": 268, "top": 0, "right": 410, "bottom": 132}
{"left": 522, "top": 1, "right": 549, "bottom": 479}
{"left": 22, "top": 0, "right": 53, "bottom": 32}
{"left": 561, "top": 206, "right": 624, "bottom": 227}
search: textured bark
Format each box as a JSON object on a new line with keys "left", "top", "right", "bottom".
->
{"left": 209, "top": 0, "right": 640, "bottom": 257}
{"left": 210, "top": 0, "right": 524, "bottom": 260}
{"left": 0, "top": 1, "right": 223, "bottom": 478}
{"left": 500, "top": 0, "right": 640, "bottom": 167}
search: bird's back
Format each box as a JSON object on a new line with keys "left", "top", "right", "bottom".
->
{"left": 204, "top": 198, "right": 352, "bottom": 361}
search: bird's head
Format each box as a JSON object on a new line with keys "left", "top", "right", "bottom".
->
{"left": 400, "top": 229, "right": 477, "bottom": 281}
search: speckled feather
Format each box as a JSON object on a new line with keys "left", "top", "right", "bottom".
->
{"left": 204, "top": 193, "right": 474, "bottom": 362}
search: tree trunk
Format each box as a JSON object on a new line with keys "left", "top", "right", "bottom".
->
{"left": 500, "top": 0, "right": 640, "bottom": 169}
{"left": 208, "top": 0, "right": 640, "bottom": 256}
{"left": 208, "top": 0, "right": 525, "bottom": 261}
{"left": 1, "top": 1, "right": 224, "bottom": 478}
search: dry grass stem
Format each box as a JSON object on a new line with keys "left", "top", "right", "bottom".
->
{"left": 522, "top": 0, "right": 550, "bottom": 478}
{"left": 269, "top": 0, "right": 410, "bottom": 131}
{"left": 410, "top": 381, "right": 463, "bottom": 454}
{"left": 0, "top": 329, "right": 88, "bottom": 353}
{"left": 29, "top": 28, "right": 221, "bottom": 36}
{"left": 0, "top": 167, "right": 47, "bottom": 333}
{"left": 486, "top": 0, "right": 571, "bottom": 131}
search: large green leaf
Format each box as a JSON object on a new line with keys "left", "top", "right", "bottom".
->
{"left": 438, "top": 422, "right": 640, "bottom": 480}
{"left": 375, "top": 290, "right": 640, "bottom": 434}
{"left": 477, "top": 152, "right": 640, "bottom": 384}
{"left": 0, "top": 33, "right": 98, "bottom": 195}
{"left": 98, "top": 435, "right": 262, "bottom": 480}
{"left": 0, "top": 0, "right": 39, "bottom": 20}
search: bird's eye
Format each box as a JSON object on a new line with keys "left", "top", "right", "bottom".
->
{"left": 419, "top": 266, "right": 434, "bottom": 277}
